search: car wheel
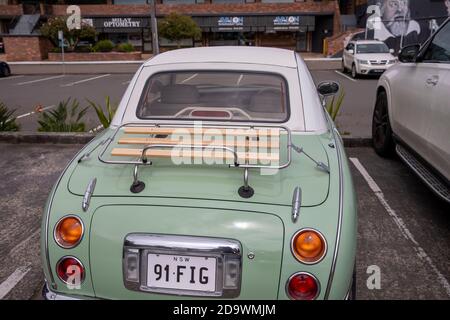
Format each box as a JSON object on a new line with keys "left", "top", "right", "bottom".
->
{"left": 372, "top": 90, "right": 395, "bottom": 157}
{"left": 351, "top": 64, "right": 358, "bottom": 79}
{"left": 3, "top": 66, "right": 10, "bottom": 77}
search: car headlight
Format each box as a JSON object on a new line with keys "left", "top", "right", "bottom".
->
{"left": 358, "top": 60, "right": 369, "bottom": 65}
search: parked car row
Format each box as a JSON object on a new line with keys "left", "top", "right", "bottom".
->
{"left": 39, "top": 17, "right": 448, "bottom": 301}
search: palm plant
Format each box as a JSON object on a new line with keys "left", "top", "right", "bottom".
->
{"left": 326, "top": 90, "right": 345, "bottom": 121}
{"left": 87, "top": 96, "right": 117, "bottom": 129}
{"left": 38, "top": 98, "right": 88, "bottom": 132}
{"left": 0, "top": 102, "right": 20, "bottom": 131}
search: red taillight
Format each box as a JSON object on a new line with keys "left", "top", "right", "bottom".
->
{"left": 287, "top": 272, "right": 319, "bottom": 300}
{"left": 56, "top": 256, "right": 85, "bottom": 285}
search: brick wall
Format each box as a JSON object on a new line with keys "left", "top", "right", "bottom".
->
{"left": 3, "top": 36, "right": 51, "bottom": 61}
{"left": 51, "top": 1, "right": 337, "bottom": 17}
{"left": 325, "top": 28, "right": 364, "bottom": 56}
{"left": 0, "top": 4, "right": 22, "bottom": 16}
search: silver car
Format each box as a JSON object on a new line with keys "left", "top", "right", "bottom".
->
{"left": 372, "top": 18, "right": 450, "bottom": 203}
{"left": 342, "top": 40, "right": 397, "bottom": 78}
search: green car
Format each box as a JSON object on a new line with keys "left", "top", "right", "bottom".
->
{"left": 41, "top": 47, "right": 357, "bottom": 300}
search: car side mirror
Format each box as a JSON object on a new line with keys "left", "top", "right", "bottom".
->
{"left": 398, "top": 44, "right": 420, "bottom": 63}
{"left": 317, "top": 81, "right": 340, "bottom": 97}
{"left": 389, "top": 48, "right": 395, "bottom": 54}
{"left": 348, "top": 49, "right": 354, "bottom": 55}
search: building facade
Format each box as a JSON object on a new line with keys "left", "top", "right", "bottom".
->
{"left": 0, "top": 0, "right": 342, "bottom": 54}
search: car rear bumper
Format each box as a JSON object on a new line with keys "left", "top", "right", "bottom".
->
{"left": 42, "top": 282, "right": 93, "bottom": 300}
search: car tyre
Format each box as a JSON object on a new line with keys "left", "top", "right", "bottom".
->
{"left": 4, "top": 66, "right": 10, "bottom": 77}
{"left": 351, "top": 64, "right": 358, "bottom": 79}
{"left": 372, "top": 90, "right": 395, "bottom": 157}
{"left": 342, "top": 59, "right": 347, "bottom": 73}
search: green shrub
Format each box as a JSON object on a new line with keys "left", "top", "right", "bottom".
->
{"left": 38, "top": 98, "right": 88, "bottom": 132}
{"left": 86, "top": 96, "right": 117, "bottom": 129}
{"left": 93, "top": 40, "right": 114, "bottom": 52}
{"left": 116, "top": 43, "right": 135, "bottom": 52}
{"left": 326, "top": 90, "right": 345, "bottom": 121}
{"left": 0, "top": 102, "right": 19, "bottom": 131}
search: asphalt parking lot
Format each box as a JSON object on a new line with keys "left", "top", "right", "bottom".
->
{"left": 0, "top": 143, "right": 448, "bottom": 300}
{"left": 0, "top": 71, "right": 378, "bottom": 137}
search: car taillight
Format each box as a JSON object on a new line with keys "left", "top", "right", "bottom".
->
{"left": 54, "top": 215, "right": 84, "bottom": 248}
{"left": 287, "top": 272, "right": 320, "bottom": 300}
{"left": 56, "top": 256, "right": 85, "bottom": 285}
{"left": 291, "top": 229, "right": 327, "bottom": 264}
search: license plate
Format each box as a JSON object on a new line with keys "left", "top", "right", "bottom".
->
{"left": 147, "top": 253, "right": 217, "bottom": 292}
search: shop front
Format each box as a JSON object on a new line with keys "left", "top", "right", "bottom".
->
{"left": 193, "top": 14, "right": 315, "bottom": 52}
{"left": 89, "top": 16, "right": 151, "bottom": 52}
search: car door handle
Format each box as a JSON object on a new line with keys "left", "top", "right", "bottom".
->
{"left": 426, "top": 76, "right": 439, "bottom": 86}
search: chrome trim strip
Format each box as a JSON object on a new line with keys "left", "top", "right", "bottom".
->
{"left": 324, "top": 127, "right": 345, "bottom": 299}
{"left": 82, "top": 178, "right": 97, "bottom": 212}
{"left": 285, "top": 271, "right": 321, "bottom": 300}
{"left": 43, "top": 282, "right": 94, "bottom": 300}
{"left": 53, "top": 215, "right": 85, "bottom": 249}
{"left": 123, "top": 234, "right": 242, "bottom": 298}
{"left": 44, "top": 136, "right": 97, "bottom": 290}
{"left": 291, "top": 186, "right": 301, "bottom": 223}
{"left": 290, "top": 228, "right": 328, "bottom": 265}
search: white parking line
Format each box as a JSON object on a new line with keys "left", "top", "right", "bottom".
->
{"left": 16, "top": 105, "right": 55, "bottom": 119}
{"left": 335, "top": 70, "right": 357, "bottom": 82}
{"left": 16, "top": 75, "right": 64, "bottom": 86}
{"left": 0, "top": 75, "right": 24, "bottom": 81}
{"left": 61, "top": 74, "right": 111, "bottom": 87}
{"left": 0, "top": 266, "right": 31, "bottom": 299}
{"left": 350, "top": 157, "right": 450, "bottom": 297}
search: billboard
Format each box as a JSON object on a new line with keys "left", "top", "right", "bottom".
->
{"left": 358, "top": 0, "right": 449, "bottom": 52}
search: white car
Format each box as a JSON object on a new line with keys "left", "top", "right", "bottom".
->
{"left": 372, "top": 18, "right": 450, "bottom": 203}
{"left": 342, "top": 40, "right": 397, "bottom": 78}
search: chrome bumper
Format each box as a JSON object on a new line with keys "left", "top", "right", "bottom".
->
{"left": 42, "top": 282, "right": 92, "bottom": 300}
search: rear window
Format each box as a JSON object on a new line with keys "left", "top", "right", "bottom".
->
{"left": 136, "top": 71, "right": 289, "bottom": 122}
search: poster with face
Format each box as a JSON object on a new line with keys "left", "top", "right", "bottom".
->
{"left": 360, "top": 0, "right": 449, "bottom": 52}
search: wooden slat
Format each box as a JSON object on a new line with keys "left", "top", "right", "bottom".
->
{"left": 111, "top": 148, "right": 279, "bottom": 162}
{"left": 117, "top": 137, "right": 279, "bottom": 149}
{"left": 124, "top": 127, "right": 280, "bottom": 137}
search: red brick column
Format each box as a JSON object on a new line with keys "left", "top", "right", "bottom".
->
{"left": 3, "top": 36, "right": 52, "bottom": 61}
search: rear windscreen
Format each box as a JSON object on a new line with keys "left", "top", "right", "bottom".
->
{"left": 136, "top": 71, "right": 289, "bottom": 122}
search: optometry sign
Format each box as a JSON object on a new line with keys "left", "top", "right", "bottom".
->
{"left": 103, "top": 18, "right": 142, "bottom": 28}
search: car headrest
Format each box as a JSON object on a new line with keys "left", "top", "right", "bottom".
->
{"left": 248, "top": 89, "right": 282, "bottom": 113}
{"left": 161, "top": 84, "right": 199, "bottom": 104}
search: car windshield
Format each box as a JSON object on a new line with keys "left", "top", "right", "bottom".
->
{"left": 136, "top": 71, "right": 289, "bottom": 122}
{"left": 356, "top": 43, "right": 390, "bottom": 54}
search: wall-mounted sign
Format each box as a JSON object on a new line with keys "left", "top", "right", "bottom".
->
{"left": 273, "top": 16, "right": 300, "bottom": 26}
{"left": 218, "top": 16, "right": 244, "bottom": 27}
{"left": 103, "top": 18, "right": 142, "bottom": 28}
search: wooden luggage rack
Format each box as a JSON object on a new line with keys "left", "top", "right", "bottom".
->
{"left": 97, "top": 123, "right": 327, "bottom": 197}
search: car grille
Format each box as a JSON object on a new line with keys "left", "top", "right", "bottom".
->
{"left": 370, "top": 60, "right": 388, "bottom": 65}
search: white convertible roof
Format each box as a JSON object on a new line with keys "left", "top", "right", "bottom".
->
{"left": 143, "top": 46, "right": 298, "bottom": 68}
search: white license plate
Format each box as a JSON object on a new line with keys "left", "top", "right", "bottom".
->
{"left": 147, "top": 253, "right": 217, "bottom": 292}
